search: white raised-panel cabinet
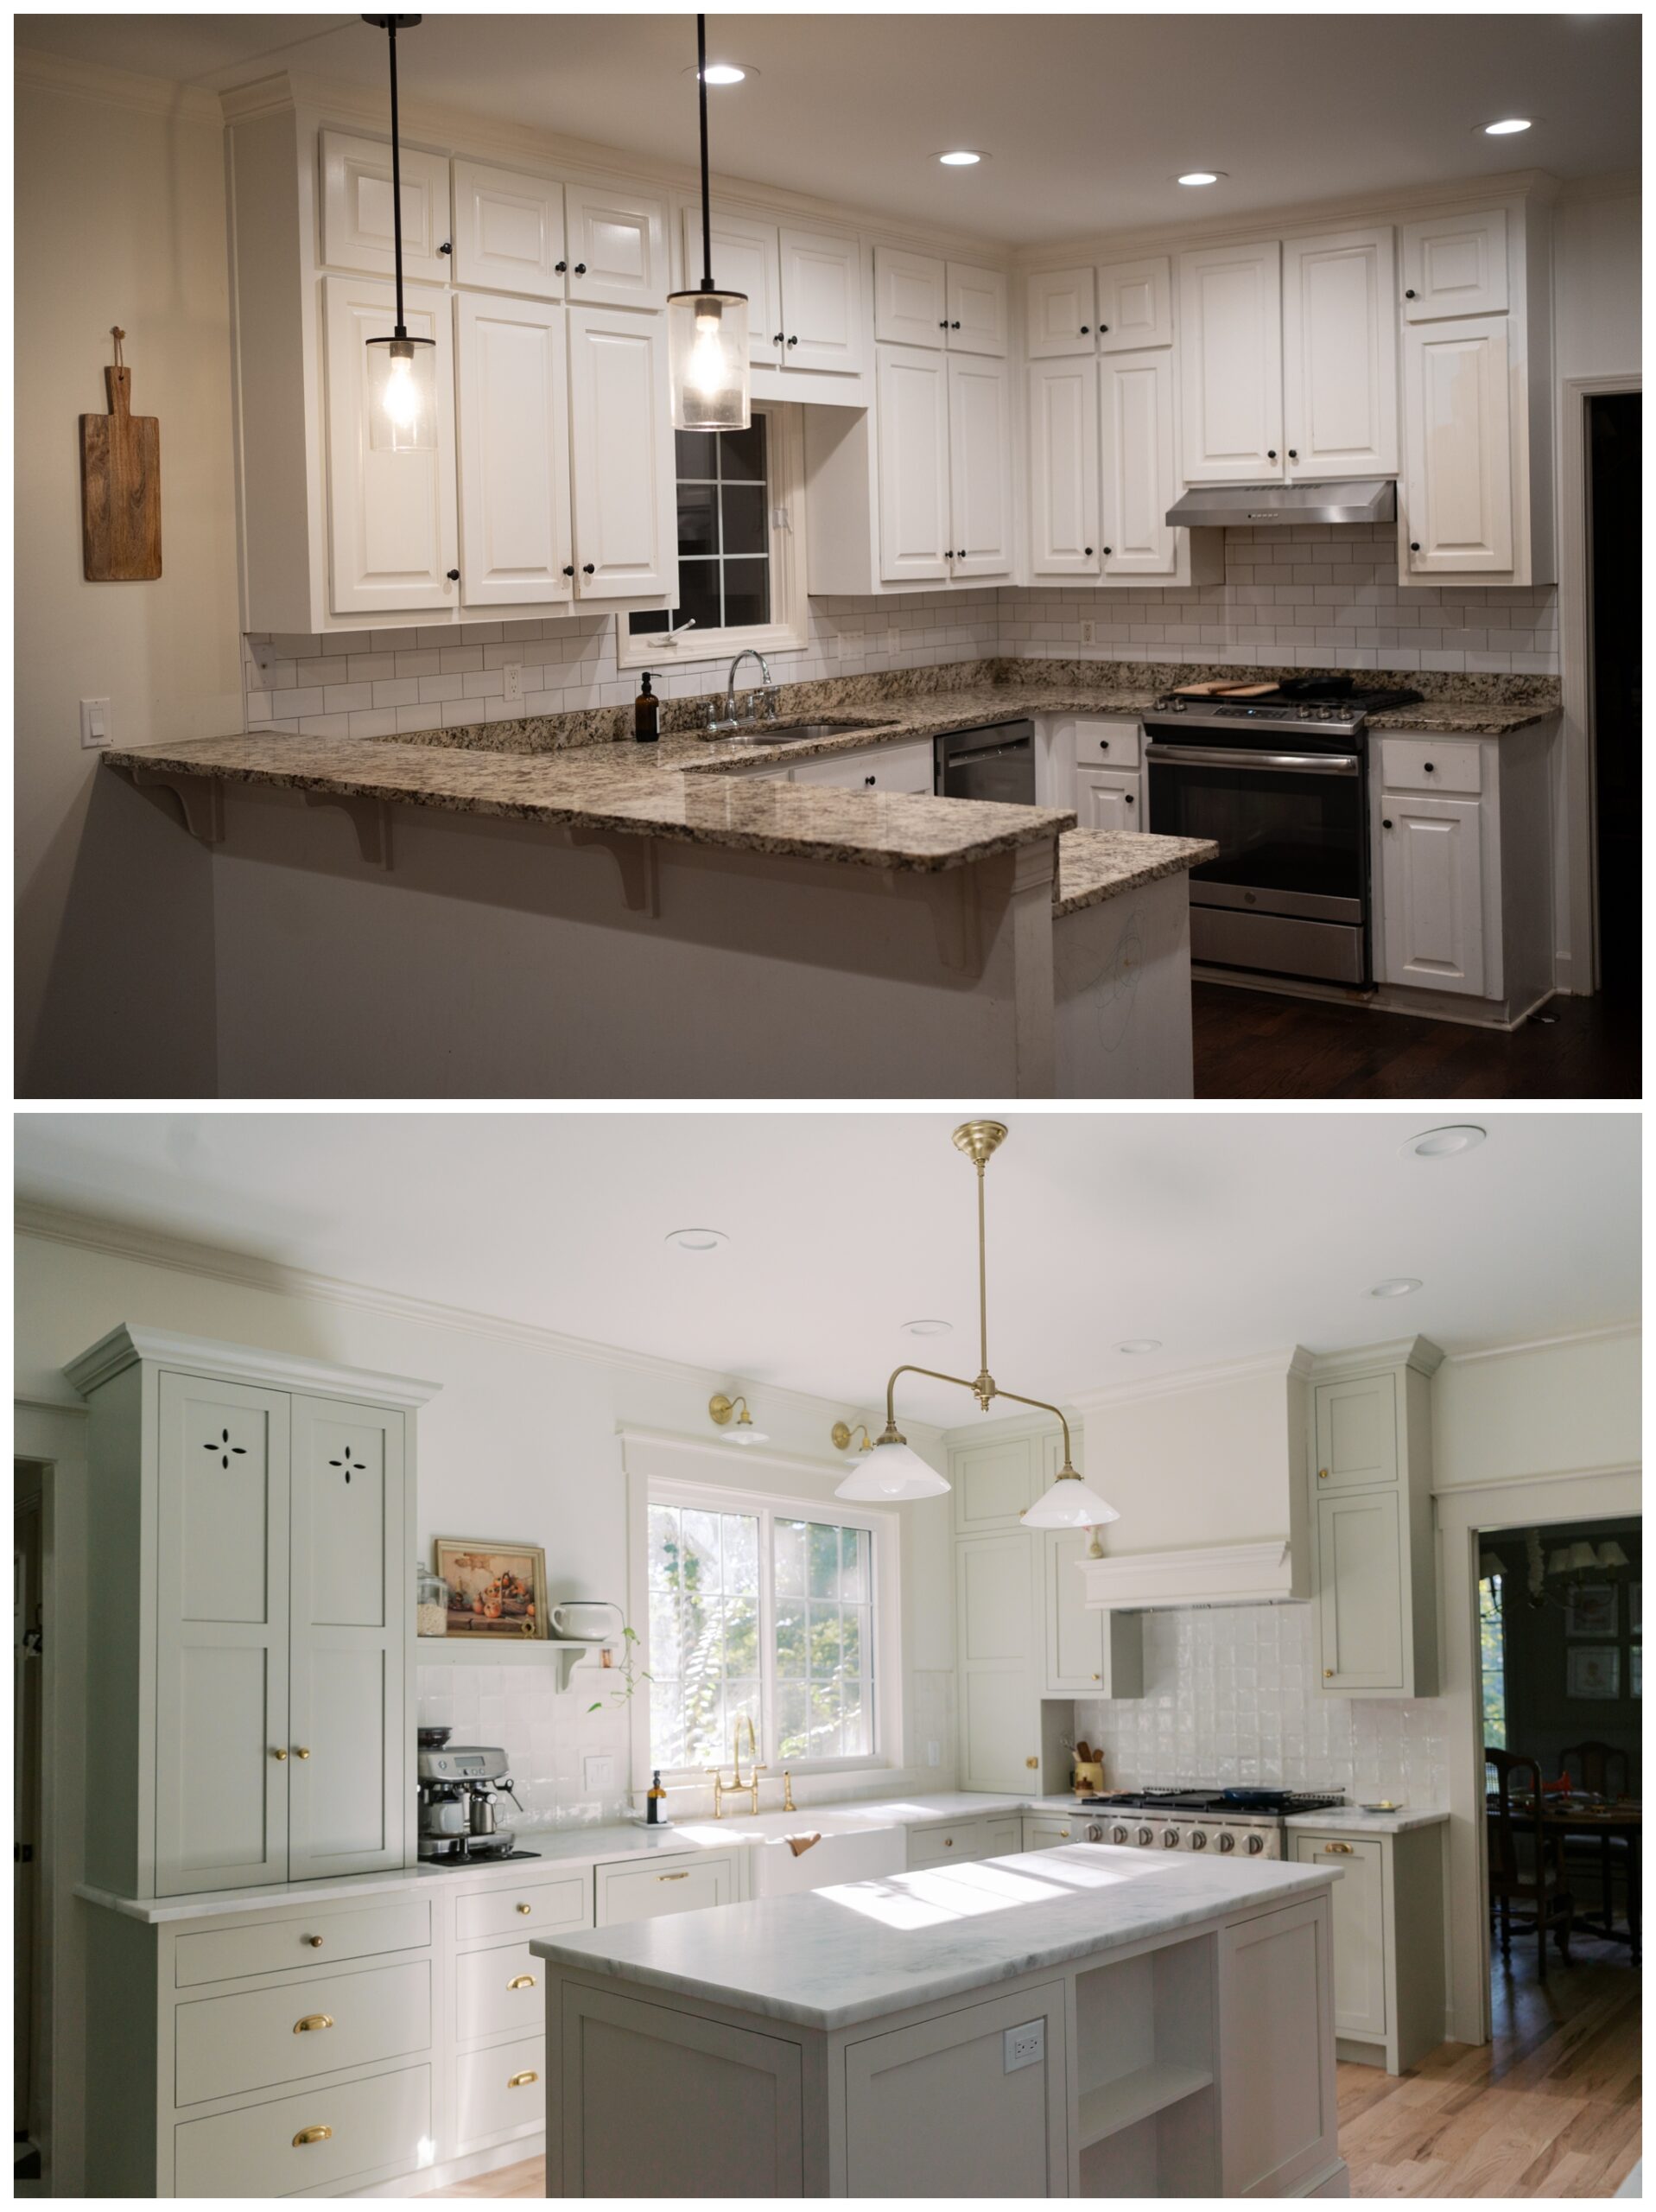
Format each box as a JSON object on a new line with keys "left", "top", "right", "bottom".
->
{"left": 946, "top": 262, "right": 1010, "bottom": 355}
{"left": 1075, "top": 766, "right": 1142, "bottom": 831}
{"left": 1400, "top": 207, "right": 1509, "bottom": 320}
{"left": 567, "top": 307, "right": 676, "bottom": 600}
{"left": 1026, "top": 264, "right": 1098, "bottom": 357}
{"left": 876, "top": 344, "right": 950, "bottom": 582}
{"left": 1282, "top": 227, "right": 1399, "bottom": 480}
{"left": 1400, "top": 318, "right": 1513, "bottom": 575}
{"left": 1100, "top": 349, "right": 1178, "bottom": 575}
{"left": 322, "top": 275, "right": 459, "bottom": 617}
{"left": 1027, "top": 356, "right": 1101, "bottom": 577}
{"left": 947, "top": 353, "right": 1014, "bottom": 578}
{"left": 1177, "top": 239, "right": 1284, "bottom": 483}
{"left": 778, "top": 227, "right": 865, "bottom": 372}
{"left": 955, "top": 1533, "right": 1043, "bottom": 1793}
{"left": 455, "top": 295, "right": 573, "bottom": 608}
{"left": 692, "top": 207, "right": 784, "bottom": 365}
{"left": 562, "top": 182, "right": 668, "bottom": 308}
{"left": 1096, "top": 255, "right": 1172, "bottom": 352}
{"left": 1379, "top": 795, "right": 1486, "bottom": 995}
{"left": 451, "top": 160, "right": 566, "bottom": 299}
{"left": 319, "top": 130, "right": 451, "bottom": 282}
{"left": 874, "top": 245, "right": 948, "bottom": 346}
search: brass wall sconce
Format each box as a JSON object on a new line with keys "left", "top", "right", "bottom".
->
{"left": 708, "top": 1392, "right": 769, "bottom": 1445}
{"left": 831, "top": 1420, "right": 876, "bottom": 1459}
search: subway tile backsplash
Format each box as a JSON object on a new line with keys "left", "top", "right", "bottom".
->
{"left": 1074, "top": 1604, "right": 1449, "bottom": 1808}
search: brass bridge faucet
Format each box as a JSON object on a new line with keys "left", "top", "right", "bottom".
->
{"left": 707, "top": 1713, "right": 765, "bottom": 1817}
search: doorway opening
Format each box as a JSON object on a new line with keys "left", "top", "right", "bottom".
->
{"left": 1588, "top": 391, "right": 1641, "bottom": 1007}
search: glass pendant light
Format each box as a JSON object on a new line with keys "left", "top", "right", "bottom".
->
{"left": 363, "top": 16, "right": 436, "bottom": 452}
{"left": 835, "top": 1428, "right": 950, "bottom": 1503}
{"left": 667, "top": 15, "right": 750, "bottom": 430}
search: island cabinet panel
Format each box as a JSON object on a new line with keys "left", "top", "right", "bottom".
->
{"left": 843, "top": 1980, "right": 1069, "bottom": 2196}
{"left": 555, "top": 1985, "right": 804, "bottom": 2196}
{"left": 1218, "top": 1897, "right": 1337, "bottom": 2196}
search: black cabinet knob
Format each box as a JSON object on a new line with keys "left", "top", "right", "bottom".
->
{"left": 446, "top": 569, "right": 460, "bottom": 581}
{"left": 581, "top": 563, "right": 595, "bottom": 575}
{"left": 1125, "top": 793, "right": 1134, "bottom": 805}
{"left": 939, "top": 320, "right": 949, "bottom": 328}
{"left": 1405, "top": 288, "right": 1417, "bottom": 300}
{"left": 438, "top": 241, "right": 452, "bottom": 256}
{"left": 774, "top": 331, "right": 784, "bottom": 345}
{"left": 1084, "top": 547, "right": 1094, "bottom": 556}
{"left": 1080, "top": 324, "right": 1091, "bottom": 334}
{"left": 574, "top": 263, "right": 587, "bottom": 275}
{"left": 786, "top": 334, "right": 797, "bottom": 346}
{"left": 562, "top": 565, "right": 574, "bottom": 577}
{"left": 1103, "top": 546, "right": 1113, "bottom": 556}
{"left": 1100, "top": 322, "right": 1109, "bottom": 333}
{"left": 950, "top": 320, "right": 960, "bottom": 329}
{"left": 1424, "top": 762, "right": 1435, "bottom": 773}
{"left": 1410, "top": 541, "right": 1421, "bottom": 553}
{"left": 1098, "top": 740, "right": 1110, "bottom": 752}
{"left": 555, "top": 260, "right": 567, "bottom": 274}
{"left": 864, "top": 774, "right": 876, "bottom": 786}
{"left": 1267, "top": 448, "right": 1278, "bottom": 460}
{"left": 1288, "top": 448, "right": 1298, "bottom": 460}
{"left": 1382, "top": 818, "right": 1394, "bottom": 830}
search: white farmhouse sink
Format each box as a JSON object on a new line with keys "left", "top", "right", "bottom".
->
{"left": 673, "top": 1807, "right": 910, "bottom": 1896}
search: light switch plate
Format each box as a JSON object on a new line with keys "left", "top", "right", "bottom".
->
{"left": 1004, "top": 2020, "right": 1044, "bottom": 2074}
{"left": 79, "top": 696, "right": 111, "bottom": 748}
{"left": 583, "top": 1755, "right": 615, "bottom": 1791}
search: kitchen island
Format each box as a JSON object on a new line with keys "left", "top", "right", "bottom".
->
{"left": 532, "top": 1840, "right": 1347, "bottom": 2197}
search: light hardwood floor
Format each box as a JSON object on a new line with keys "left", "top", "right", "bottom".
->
{"left": 421, "top": 1936, "right": 1641, "bottom": 2202}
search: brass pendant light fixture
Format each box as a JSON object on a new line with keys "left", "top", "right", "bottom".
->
{"left": 362, "top": 15, "right": 438, "bottom": 452}
{"left": 837, "top": 1122, "right": 1120, "bottom": 1528}
{"left": 666, "top": 14, "right": 751, "bottom": 430}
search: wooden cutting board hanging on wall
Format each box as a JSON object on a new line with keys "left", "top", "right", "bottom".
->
{"left": 80, "top": 327, "right": 162, "bottom": 581}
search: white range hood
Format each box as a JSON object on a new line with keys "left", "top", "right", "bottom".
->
{"left": 1078, "top": 1538, "right": 1304, "bottom": 1611}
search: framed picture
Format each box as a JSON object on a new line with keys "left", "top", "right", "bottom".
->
{"left": 435, "top": 1538, "right": 549, "bottom": 1638}
{"left": 1565, "top": 1583, "right": 1618, "bottom": 1637}
{"left": 1566, "top": 1646, "right": 1621, "bottom": 1700}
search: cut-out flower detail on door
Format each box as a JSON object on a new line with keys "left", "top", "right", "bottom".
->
{"left": 329, "top": 1445, "right": 369, "bottom": 1485}
{"left": 204, "top": 1427, "right": 247, "bottom": 1471}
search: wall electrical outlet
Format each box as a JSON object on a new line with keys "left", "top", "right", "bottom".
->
{"left": 79, "top": 696, "right": 111, "bottom": 749}
{"left": 1004, "top": 2020, "right": 1044, "bottom": 2074}
{"left": 583, "top": 1755, "right": 615, "bottom": 1791}
{"left": 1079, "top": 620, "right": 1096, "bottom": 647}
{"left": 503, "top": 661, "right": 523, "bottom": 703}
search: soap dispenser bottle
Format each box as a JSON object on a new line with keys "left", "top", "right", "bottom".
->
{"left": 646, "top": 1770, "right": 666, "bottom": 1825}
{"left": 634, "top": 671, "right": 660, "bottom": 743}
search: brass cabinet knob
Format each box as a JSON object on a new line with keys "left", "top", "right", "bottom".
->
{"left": 1093, "top": 1673, "right": 1101, "bottom": 1681}
{"left": 271, "top": 1748, "right": 289, "bottom": 1761}
{"left": 1317, "top": 1469, "right": 1329, "bottom": 1480}
{"left": 943, "top": 1837, "right": 954, "bottom": 1848}
{"left": 304, "top": 1936, "right": 324, "bottom": 1948}
{"left": 293, "top": 2014, "right": 334, "bottom": 2034}
{"left": 508, "top": 2070, "right": 539, "bottom": 2089}
{"left": 516, "top": 1902, "right": 532, "bottom": 1915}
{"left": 1324, "top": 1668, "right": 1335, "bottom": 1678}
{"left": 293, "top": 2126, "right": 332, "bottom": 2147}
{"left": 1059, "top": 1828, "right": 1070, "bottom": 1839}
{"left": 295, "top": 1747, "right": 311, "bottom": 1759}
{"left": 508, "top": 1974, "right": 536, "bottom": 1991}
{"left": 1025, "top": 1757, "right": 1039, "bottom": 1770}
{"left": 1325, "top": 1841, "right": 1355, "bottom": 1854}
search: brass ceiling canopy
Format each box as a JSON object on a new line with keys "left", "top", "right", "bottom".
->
{"left": 951, "top": 1119, "right": 1008, "bottom": 1167}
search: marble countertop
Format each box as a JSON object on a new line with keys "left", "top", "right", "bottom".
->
{"left": 1283, "top": 1804, "right": 1450, "bottom": 1835}
{"left": 532, "top": 1840, "right": 1337, "bottom": 2030}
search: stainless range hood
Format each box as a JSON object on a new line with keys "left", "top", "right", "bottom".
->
{"left": 1165, "top": 478, "right": 1398, "bottom": 529}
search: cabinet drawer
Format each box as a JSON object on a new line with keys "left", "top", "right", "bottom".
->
{"left": 456, "top": 1939, "right": 545, "bottom": 2041}
{"left": 174, "top": 1898, "right": 431, "bottom": 1989}
{"left": 1066, "top": 716, "right": 1141, "bottom": 770}
{"left": 456, "top": 1872, "right": 590, "bottom": 1946}
{"left": 790, "top": 739, "right": 935, "bottom": 794}
{"left": 455, "top": 2033, "right": 546, "bottom": 2146}
{"left": 595, "top": 1850, "right": 739, "bottom": 1925}
{"left": 174, "top": 2059, "right": 430, "bottom": 2198}
{"left": 174, "top": 1957, "right": 431, "bottom": 2108}
{"left": 1377, "top": 737, "right": 1482, "bottom": 796}
{"left": 1021, "top": 1815, "right": 1080, "bottom": 1851}
{"left": 907, "top": 1815, "right": 1020, "bottom": 1868}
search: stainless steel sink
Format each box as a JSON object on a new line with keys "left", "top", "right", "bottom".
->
{"left": 724, "top": 719, "right": 902, "bottom": 745}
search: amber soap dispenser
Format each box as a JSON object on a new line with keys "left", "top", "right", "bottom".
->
{"left": 634, "top": 671, "right": 660, "bottom": 743}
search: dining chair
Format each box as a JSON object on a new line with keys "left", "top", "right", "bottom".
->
{"left": 1560, "top": 1739, "right": 1635, "bottom": 1942}
{"left": 1487, "top": 1748, "right": 1574, "bottom": 1978}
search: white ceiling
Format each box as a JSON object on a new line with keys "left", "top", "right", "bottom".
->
{"left": 16, "top": 12, "right": 1640, "bottom": 243}
{"left": 13, "top": 1113, "right": 1640, "bottom": 1426}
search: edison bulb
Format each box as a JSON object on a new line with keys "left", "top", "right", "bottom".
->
{"left": 366, "top": 335, "right": 437, "bottom": 454}
{"left": 668, "top": 289, "right": 750, "bottom": 430}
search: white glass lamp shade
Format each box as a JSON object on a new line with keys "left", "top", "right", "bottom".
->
{"left": 1023, "top": 1471, "right": 1122, "bottom": 1530}
{"left": 366, "top": 335, "right": 437, "bottom": 454}
{"left": 1568, "top": 1541, "right": 1600, "bottom": 1573}
{"left": 1597, "top": 1540, "right": 1631, "bottom": 1570}
{"left": 1548, "top": 1548, "right": 1574, "bottom": 1576}
{"left": 668, "top": 289, "right": 750, "bottom": 430}
{"left": 723, "top": 1416, "right": 770, "bottom": 1446}
{"left": 834, "top": 1438, "right": 949, "bottom": 1503}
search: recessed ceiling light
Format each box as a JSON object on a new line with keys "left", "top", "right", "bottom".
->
{"left": 1116, "top": 1338, "right": 1163, "bottom": 1354}
{"left": 1483, "top": 118, "right": 1532, "bottom": 135}
{"left": 1402, "top": 1124, "right": 1488, "bottom": 1160}
{"left": 1369, "top": 1278, "right": 1424, "bottom": 1300}
{"left": 936, "top": 149, "right": 985, "bottom": 167}
{"left": 683, "top": 61, "right": 757, "bottom": 85}
{"left": 901, "top": 1318, "right": 953, "bottom": 1338}
{"left": 1177, "top": 171, "right": 1225, "bottom": 187}
{"left": 665, "top": 1226, "right": 729, "bottom": 1252}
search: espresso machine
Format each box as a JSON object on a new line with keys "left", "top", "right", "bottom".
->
{"left": 417, "top": 1728, "right": 539, "bottom": 1866}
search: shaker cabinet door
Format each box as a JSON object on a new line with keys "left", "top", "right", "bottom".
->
{"left": 455, "top": 293, "right": 574, "bottom": 608}
{"left": 1316, "top": 1491, "right": 1405, "bottom": 1692}
{"left": 154, "top": 1374, "right": 292, "bottom": 1897}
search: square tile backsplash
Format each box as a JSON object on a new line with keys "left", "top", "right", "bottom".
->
{"left": 1074, "top": 1603, "right": 1449, "bottom": 1808}
{"left": 416, "top": 1658, "right": 634, "bottom": 1832}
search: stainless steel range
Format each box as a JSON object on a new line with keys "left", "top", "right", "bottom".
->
{"left": 1072, "top": 1787, "right": 1347, "bottom": 1861}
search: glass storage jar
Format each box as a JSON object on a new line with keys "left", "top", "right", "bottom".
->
{"left": 416, "top": 1559, "right": 449, "bottom": 1638}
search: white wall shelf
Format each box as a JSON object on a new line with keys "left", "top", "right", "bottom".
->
{"left": 415, "top": 1636, "right": 606, "bottom": 1688}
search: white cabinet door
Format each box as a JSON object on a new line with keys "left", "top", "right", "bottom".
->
{"left": 287, "top": 1396, "right": 407, "bottom": 1881}
{"left": 1291, "top": 1834, "right": 1388, "bottom": 2037}
{"left": 1379, "top": 794, "right": 1486, "bottom": 995}
{"left": 1027, "top": 356, "right": 1100, "bottom": 578}
{"left": 323, "top": 275, "right": 460, "bottom": 617}
{"left": 1316, "top": 1491, "right": 1405, "bottom": 1692}
{"left": 1096, "top": 255, "right": 1172, "bottom": 352}
{"left": 567, "top": 307, "right": 675, "bottom": 600}
{"left": 154, "top": 1375, "right": 291, "bottom": 1897}
{"left": 1075, "top": 766, "right": 1142, "bottom": 831}
{"left": 1042, "top": 1529, "right": 1105, "bottom": 1693}
{"left": 873, "top": 246, "right": 947, "bottom": 347}
{"left": 956, "top": 1534, "right": 1042, "bottom": 1794}
{"left": 688, "top": 207, "right": 782, "bottom": 365}
{"left": 319, "top": 130, "right": 450, "bottom": 283}
{"left": 1177, "top": 239, "right": 1284, "bottom": 483}
{"left": 1400, "top": 207, "right": 1508, "bottom": 320}
{"left": 947, "top": 354, "right": 1013, "bottom": 579}
{"left": 947, "top": 262, "right": 1009, "bottom": 355}
{"left": 779, "top": 227, "right": 865, "bottom": 372}
{"left": 1283, "top": 227, "right": 1399, "bottom": 480}
{"left": 451, "top": 160, "right": 566, "bottom": 300}
{"left": 455, "top": 295, "right": 573, "bottom": 608}
{"left": 1099, "top": 348, "right": 1177, "bottom": 576}
{"left": 563, "top": 183, "right": 668, "bottom": 308}
{"left": 1025, "top": 265, "right": 1097, "bottom": 357}
{"left": 1401, "top": 318, "right": 1513, "bottom": 575}
{"left": 876, "top": 345, "right": 950, "bottom": 583}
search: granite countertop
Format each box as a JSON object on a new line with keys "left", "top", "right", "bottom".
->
{"left": 1367, "top": 705, "right": 1558, "bottom": 737}
{"left": 1283, "top": 1804, "right": 1450, "bottom": 1835}
{"left": 1056, "top": 830, "right": 1219, "bottom": 917}
{"left": 532, "top": 1840, "right": 1337, "bottom": 2030}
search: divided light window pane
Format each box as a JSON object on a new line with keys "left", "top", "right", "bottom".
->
{"left": 647, "top": 1503, "right": 761, "bottom": 1771}
{"left": 629, "top": 417, "right": 772, "bottom": 640}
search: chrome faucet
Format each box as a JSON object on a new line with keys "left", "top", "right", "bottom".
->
{"left": 707, "top": 1713, "right": 765, "bottom": 1816}
{"left": 709, "top": 648, "right": 778, "bottom": 735}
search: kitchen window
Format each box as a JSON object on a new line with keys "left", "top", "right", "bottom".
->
{"left": 1479, "top": 1569, "right": 1507, "bottom": 1752}
{"left": 618, "top": 403, "right": 807, "bottom": 671}
{"left": 644, "top": 1478, "right": 886, "bottom": 1777}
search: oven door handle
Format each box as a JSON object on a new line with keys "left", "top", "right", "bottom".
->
{"left": 1145, "top": 743, "right": 1360, "bottom": 776}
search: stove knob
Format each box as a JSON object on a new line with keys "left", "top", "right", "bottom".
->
{"left": 1216, "top": 1830, "right": 1236, "bottom": 1853}
{"left": 1110, "top": 1825, "right": 1128, "bottom": 1845}
{"left": 1190, "top": 1828, "right": 1208, "bottom": 1850}
{"left": 1137, "top": 1826, "right": 1154, "bottom": 1847}
{"left": 1088, "top": 1825, "right": 1105, "bottom": 1843}
{"left": 1162, "top": 1827, "right": 1181, "bottom": 1848}
{"left": 1246, "top": 1833, "right": 1266, "bottom": 1855}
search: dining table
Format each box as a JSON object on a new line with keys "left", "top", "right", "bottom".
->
{"left": 1487, "top": 1792, "right": 1641, "bottom": 1961}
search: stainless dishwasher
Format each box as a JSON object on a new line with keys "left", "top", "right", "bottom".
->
{"left": 934, "top": 720, "right": 1036, "bottom": 804}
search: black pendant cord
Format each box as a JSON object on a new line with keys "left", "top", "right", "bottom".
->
{"left": 696, "top": 13, "right": 714, "bottom": 295}
{"left": 388, "top": 17, "right": 407, "bottom": 336}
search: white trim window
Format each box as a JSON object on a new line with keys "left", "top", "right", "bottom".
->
{"left": 617, "top": 402, "right": 807, "bottom": 671}
{"left": 645, "top": 1475, "right": 891, "bottom": 1779}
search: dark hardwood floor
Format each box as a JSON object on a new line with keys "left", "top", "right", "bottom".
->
{"left": 1193, "top": 984, "right": 1641, "bottom": 1101}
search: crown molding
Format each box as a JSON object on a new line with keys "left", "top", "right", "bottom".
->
{"left": 1440, "top": 1320, "right": 1640, "bottom": 1366}
{"left": 14, "top": 48, "right": 224, "bottom": 124}
{"left": 1066, "top": 1346, "right": 1314, "bottom": 1421}
{"left": 1306, "top": 1335, "right": 1444, "bottom": 1381}
{"left": 63, "top": 1324, "right": 441, "bottom": 1409}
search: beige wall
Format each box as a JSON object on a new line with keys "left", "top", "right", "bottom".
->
{"left": 1554, "top": 186, "right": 1642, "bottom": 384}
{"left": 1433, "top": 1327, "right": 1641, "bottom": 1491}
{"left": 15, "top": 54, "right": 244, "bottom": 1096}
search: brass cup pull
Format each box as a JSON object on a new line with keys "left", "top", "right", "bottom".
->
{"left": 508, "top": 1974, "right": 536, "bottom": 1991}
{"left": 271, "top": 1748, "right": 289, "bottom": 1761}
{"left": 1324, "top": 1841, "right": 1355, "bottom": 1854}
{"left": 293, "top": 2013, "right": 334, "bottom": 2034}
{"left": 293, "top": 2126, "right": 333, "bottom": 2147}
{"left": 657, "top": 1871, "right": 689, "bottom": 1881}
{"left": 507, "top": 2069, "right": 539, "bottom": 2089}
{"left": 304, "top": 1936, "right": 324, "bottom": 1948}
{"left": 295, "top": 1747, "right": 312, "bottom": 1759}
{"left": 516, "top": 1902, "right": 532, "bottom": 1915}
